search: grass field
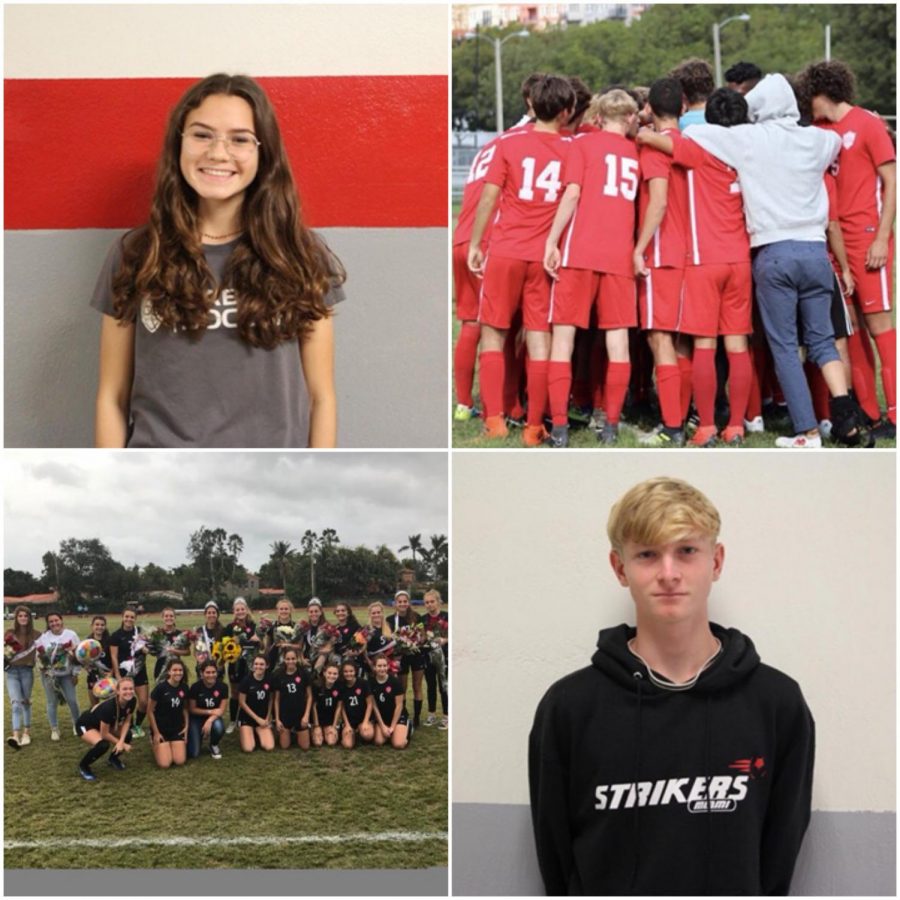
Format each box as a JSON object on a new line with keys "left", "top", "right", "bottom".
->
{"left": 4, "top": 613, "right": 448, "bottom": 870}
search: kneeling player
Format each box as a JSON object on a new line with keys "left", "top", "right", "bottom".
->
{"left": 76, "top": 676, "right": 136, "bottom": 781}
{"left": 147, "top": 658, "right": 188, "bottom": 768}
{"left": 338, "top": 660, "right": 374, "bottom": 748}
{"left": 312, "top": 662, "right": 341, "bottom": 747}
{"left": 236, "top": 655, "right": 275, "bottom": 752}
{"left": 371, "top": 654, "right": 410, "bottom": 749}
{"left": 544, "top": 89, "right": 640, "bottom": 447}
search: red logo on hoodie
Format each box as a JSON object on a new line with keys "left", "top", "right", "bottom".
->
{"left": 729, "top": 756, "right": 767, "bottom": 779}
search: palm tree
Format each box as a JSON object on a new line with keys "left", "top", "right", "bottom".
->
{"left": 269, "top": 541, "right": 294, "bottom": 594}
{"left": 399, "top": 534, "right": 424, "bottom": 573}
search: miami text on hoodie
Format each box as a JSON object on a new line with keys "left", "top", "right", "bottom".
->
{"left": 528, "top": 623, "right": 814, "bottom": 895}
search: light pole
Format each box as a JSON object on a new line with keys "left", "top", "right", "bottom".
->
{"left": 465, "top": 29, "right": 529, "bottom": 133}
{"left": 712, "top": 14, "right": 751, "bottom": 87}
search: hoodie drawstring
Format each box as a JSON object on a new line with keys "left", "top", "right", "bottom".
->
{"left": 705, "top": 694, "right": 712, "bottom": 895}
{"left": 630, "top": 671, "right": 644, "bottom": 892}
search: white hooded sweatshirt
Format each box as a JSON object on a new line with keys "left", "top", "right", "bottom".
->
{"left": 684, "top": 74, "right": 841, "bottom": 248}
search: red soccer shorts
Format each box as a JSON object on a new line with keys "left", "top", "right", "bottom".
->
{"left": 453, "top": 243, "right": 481, "bottom": 321}
{"left": 638, "top": 266, "right": 685, "bottom": 332}
{"left": 550, "top": 268, "right": 637, "bottom": 329}
{"left": 479, "top": 254, "right": 551, "bottom": 332}
{"left": 844, "top": 235, "right": 894, "bottom": 315}
{"left": 680, "top": 261, "right": 752, "bottom": 337}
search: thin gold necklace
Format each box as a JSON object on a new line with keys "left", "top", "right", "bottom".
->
{"left": 201, "top": 228, "right": 242, "bottom": 241}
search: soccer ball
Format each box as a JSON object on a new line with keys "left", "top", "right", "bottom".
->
{"left": 76, "top": 639, "right": 103, "bottom": 663}
{"left": 92, "top": 677, "right": 117, "bottom": 700}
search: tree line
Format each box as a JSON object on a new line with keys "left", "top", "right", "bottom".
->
{"left": 453, "top": 4, "right": 896, "bottom": 132}
{"left": 4, "top": 527, "right": 449, "bottom": 612}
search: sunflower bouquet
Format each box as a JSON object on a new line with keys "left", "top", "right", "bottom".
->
{"left": 211, "top": 636, "right": 242, "bottom": 664}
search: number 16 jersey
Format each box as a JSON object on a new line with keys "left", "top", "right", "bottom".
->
{"left": 559, "top": 131, "right": 641, "bottom": 277}
{"left": 485, "top": 128, "right": 572, "bottom": 262}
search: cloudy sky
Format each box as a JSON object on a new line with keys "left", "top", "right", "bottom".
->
{"left": 4, "top": 452, "right": 448, "bottom": 575}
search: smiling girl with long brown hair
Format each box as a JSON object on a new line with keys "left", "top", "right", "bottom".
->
{"left": 93, "top": 73, "right": 345, "bottom": 448}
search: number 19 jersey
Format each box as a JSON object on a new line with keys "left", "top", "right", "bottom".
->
{"left": 559, "top": 131, "right": 640, "bottom": 276}
{"left": 485, "top": 128, "right": 572, "bottom": 262}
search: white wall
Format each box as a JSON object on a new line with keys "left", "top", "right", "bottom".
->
{"left": 452, "top": 452, "right": 896, "bottom": 813}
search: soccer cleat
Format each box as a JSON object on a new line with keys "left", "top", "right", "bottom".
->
{"left": 226, "top": 721, "right": 237, "bottom": 735}
{"left": 107, "top": 755, "right": 126, "bottom": 771}
{"left": 721, "top": 425, "right": 744, "bottom": 446}
{"left": 424, "top": 714, "right": 437, "bottom": 727}
{"left": 505, "top": 413, "right": 526, "bottom": 428}
{"left": 50, "top": 728, "right": 60, "bottom": 742}
{"left": 589, "top": 408, "right": 608, "bottom": 433}
{"left": 453, "top": 403, "right": 479, "bottom": 422}
{"left": 640, "top": 426, "right": 685, "bottom": 447}
{"left": 546, "top": 425, "right": 569, "bottom": 448}
{"left": 78, "top": 765, "right": 97, "bottom": 781}
{"left": 684, "top": 411, "right": 700, "bottom": 437}
{"left": 688, "top": 425, "right": 718, "bottom": 448}
{"left": 872, "top": 418, "right": 896, "bottom": 441}
{"left": 774, "top": 433, "right": 822, "bottom": 449}
{"left": 210, "top": 744, "right": 223, "bottom": 759}
{"left": 598, "top": 423, "right": 619, "bottom": 446}
{"left": 523, "top": 424, "right": 549, "bottom": 447}
{"left": 744, "top": 415, "right": 765, "bottom": 433}
{"left": 482, "top": 415, "right": 509, "bottom": 439}
{"left": 437, "top": 717, "right": 449, "bottom": 731}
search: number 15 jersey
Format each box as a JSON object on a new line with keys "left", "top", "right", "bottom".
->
{"left": 559, "top": 131, "right": 641, "bottom": 277}
{"left": 485, "top": 128, "right": 572, "bottom": 262}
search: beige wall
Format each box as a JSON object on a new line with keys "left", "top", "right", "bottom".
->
{"left": 452, "top": 453, "right": 895, "bottom": 813}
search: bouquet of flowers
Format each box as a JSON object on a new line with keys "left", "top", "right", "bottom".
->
{"left": 393, "top": 623, "right": 426, "bottom": 657}
{"left": 141, "top": 625, "right": 167, "bottom": 657}
{"left": 211, "top": 636, "right": 242, "bottom": 665}
{"left": 171, "top": 629, "right": 197, "bottom": 654}
{"left": 255, "top": 617, "right": 274, "bottom": 640}
{"left": 119, "top": 632, "right": 148, "bottom": 676}
{"left": 311, "top": 623, "right": 341, "bottom": 651}
{"left": 4, "top": 634, "right": 24, "bottom": 671}
{"left": 272, "top": 623, "right": 301, "bottom": 646}
{"left": 424, "top": 621, "right": 448, "bottom": 691}
{"left": 230, "top": 622, "right": 257, "bottom": 663}
{"left": 35, "top": 640, "right": 75, "bottom": 702}
{"left": 194, "top": 633, "right": 212, "bottom": 667}
{"left": 352, "top": 626, "right": 373, "bottom": 650}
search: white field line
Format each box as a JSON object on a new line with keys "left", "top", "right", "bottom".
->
{"left": 5, "top": 830, "right": 448, "bottom": 851}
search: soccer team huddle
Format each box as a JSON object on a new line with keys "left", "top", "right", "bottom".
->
{"left": 5, "top": 593, "right": 449, "bottom": 782}
{"left": 453, "top": 57, "right": 896, "bottom": 448}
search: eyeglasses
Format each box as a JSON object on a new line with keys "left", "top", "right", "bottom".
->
{"left": 181, "top": 127, "right": 261, "bottom": 159}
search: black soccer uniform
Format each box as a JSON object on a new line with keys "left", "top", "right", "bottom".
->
{"left": 314, "top": 683, "right": 341, "bottom": 728}
{"left": 237, "top": 674, "right": 273, "bottom": 726}
{"left": 339, "top": 679, "right": 371, "bottom": 729}
{"left": 276, "top": 669, "right": 311, "bottom": 730}
{"left": 109, "top": 626, "right": 149, "bottom": 686}
{"left": 189, "top": 679, "right": 229, "bottom": 713}
{"left": 77, "top": 696, "right": 136, "bottom": 736}
{"left": 388, "top": 613, "right": 426, "bottom": 674}
{"left": 420, "top": 611, "right": 449, "bottom": 714}
{"left": 334, "top": 623, "right": 356, "bottom": 654}
{"left": 150, "top": 680, "right": 188, "bottom": 741}
{"left": 366, "top": 630, "right": 395, "bottom": 659}
{"left": 372, "top": 676, "right": 409, "bottom": 727}
{"left": 266, "top": 622, "right": 297, "bottom": 670}
{"left": 153, "top": 628, "right": 182, "bottom": 680}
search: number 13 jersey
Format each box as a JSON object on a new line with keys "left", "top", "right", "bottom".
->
{"left": 485, "top": 129, "right": 572, "bottom": 262}
{"left": 559, "top": 131, "right": 641, "bottom": 277}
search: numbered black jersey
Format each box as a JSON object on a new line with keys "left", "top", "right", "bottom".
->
{"left": 80, "top": 696, "right": 136, "bottom": 732}
{"left": 238, "top": 674, "right": 273, "bottom": 718}
{"left": 314, "top": 683, "right": 341, "bottom": 727}
{"left": 150, "top": 680, "right": 188, "bottom": 733}
{"left": 189, "top": 679, "right": 229, "bottom": 711}
{"left": 109, "top": 627, "right": 142, "bottom": 666}
{"left": 276, "top": 669, "right": 310, "bottom": 722}
{"left": 366, "top": 630, "right": 394, "bottom": 656}
{"left": 338, "top": 679, "right": 371, "bottom": 728}
{"left": 372, "top": 676, "right": 405, "bottom": 723}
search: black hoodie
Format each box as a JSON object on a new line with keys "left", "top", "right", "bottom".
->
{"left": 528, "top": 623, "right": 814, "bottom": 896}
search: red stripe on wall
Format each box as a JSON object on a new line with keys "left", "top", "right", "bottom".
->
{"left": 5, "top": 76, "right": 447, "bottom": 229}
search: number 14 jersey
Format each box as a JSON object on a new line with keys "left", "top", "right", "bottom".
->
{"left": 484, "top": 128, "right": 572, "bottom": 262}
{"left": 559, "top": 131, "right": 640, "bottom": 277}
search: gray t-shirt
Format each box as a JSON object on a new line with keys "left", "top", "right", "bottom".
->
{"left": 91, "top": 235, "right": 344, "bottom": 448}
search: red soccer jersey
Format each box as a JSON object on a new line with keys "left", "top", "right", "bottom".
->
{"left": 454, "top": 124, "right": 532, "bottom": 248}
{"left": 818, "top": 106, "right": 896, "bottom": 236}
{"left": 484, "top": 128, "right": 572, "bottom": 262}
{"left": 638, "top": 128, "right": 688, "bottom": 269}
{"left": 672, "top": 134, "right": 749, "bottom": 266}
{"left": 558, "top": 131, "right": 640, "bottom": 277}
